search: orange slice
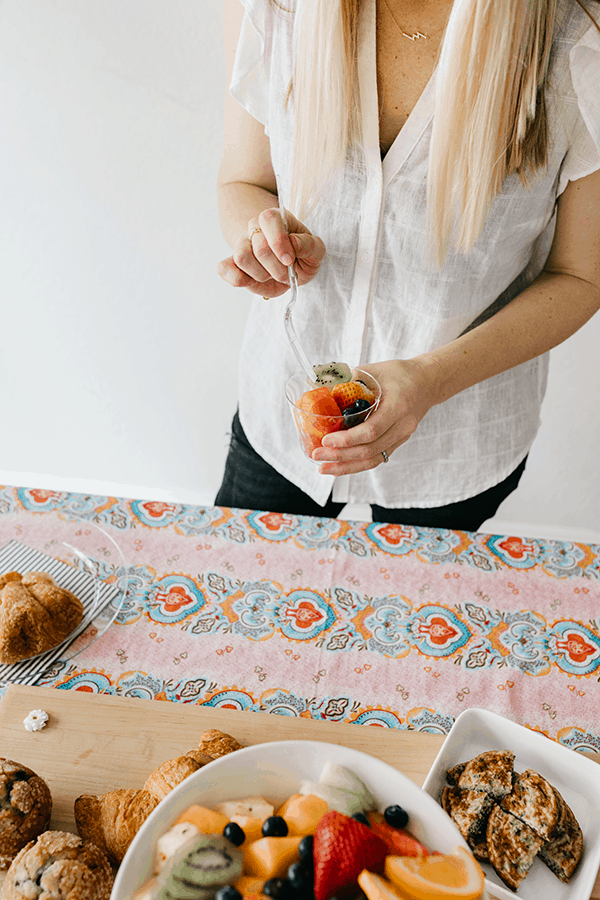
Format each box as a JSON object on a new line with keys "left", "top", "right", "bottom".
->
{"left": 358, "top": 870, "right": 414, "bottom": 900}
{"left": 384, "top": 847, "right": 485, "bottom": 899}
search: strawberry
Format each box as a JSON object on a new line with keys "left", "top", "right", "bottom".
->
{"left": 313, "top": 811, "right": 388, "bottom": 900}
{"left": 367, "top": 811, "right": 429, "bottom": 858}
{"left": 331, "top": 381, "right": 364, "bottom": 412}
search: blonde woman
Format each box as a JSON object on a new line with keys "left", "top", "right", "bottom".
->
{"left": 215, "top": 0, "right": 600, "bottom": 530}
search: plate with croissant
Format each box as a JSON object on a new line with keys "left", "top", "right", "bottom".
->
{"left": 0, "top": 521, "right": 128, "bottom": 682}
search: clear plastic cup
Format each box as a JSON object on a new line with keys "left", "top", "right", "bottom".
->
{"left": 285, "top": 367, "right": 382, "bottom": 462}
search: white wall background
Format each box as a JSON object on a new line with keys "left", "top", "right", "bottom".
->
{"left": 0, "top": 0, "right": 598, "bottom": 543}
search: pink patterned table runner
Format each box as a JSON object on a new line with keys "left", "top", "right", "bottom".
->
{"left": 1, "top": 485, "right": 598, "bottom": 752}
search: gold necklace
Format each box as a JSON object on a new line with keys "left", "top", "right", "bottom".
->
{"left": 381, "top": 0, "right": 448, "bottom": 41}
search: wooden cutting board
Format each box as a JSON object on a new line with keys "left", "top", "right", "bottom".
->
{"left": 0, "top": 684, "right": 598, "bottom": 899}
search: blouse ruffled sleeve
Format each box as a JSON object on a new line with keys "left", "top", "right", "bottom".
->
{"left": 557, "top": 19, "right": 600, "bottom": 194}
{"left": 229, "top": 0, "right": 271, "bottom": 132}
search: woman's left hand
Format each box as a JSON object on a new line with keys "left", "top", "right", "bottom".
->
{"left": 311, "top": 358, "right": 442, "bottom": 476}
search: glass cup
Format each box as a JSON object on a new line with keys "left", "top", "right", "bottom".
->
{"left": 285, "top": 367, "right": 382, "bottom": 462}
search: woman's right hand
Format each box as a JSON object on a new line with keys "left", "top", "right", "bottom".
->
{"left": 217, "top": 207, "right": 327, "bottom": 299}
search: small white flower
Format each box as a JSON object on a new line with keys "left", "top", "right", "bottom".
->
{"left": 23, "top": 709, "right": 49, "bottom": 732}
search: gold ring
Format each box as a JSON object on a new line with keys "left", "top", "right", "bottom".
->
{"left": 262, "top": 296, "right": 269, "bottom": 301}
{"left": 250, "top": 226, "right": 262, "bottom": 238}
{"left": 381, "top": 450, "right": 390, "bottom": 464}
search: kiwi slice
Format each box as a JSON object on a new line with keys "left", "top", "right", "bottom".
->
{"left": 158, "top": 833, "right": 243, "bottom": 899}
{"left": 312, "top": 361, "right": 352, "bottom": 386}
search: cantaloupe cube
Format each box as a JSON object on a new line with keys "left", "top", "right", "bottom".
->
{"left": 174, "top": 804, "right": 229, "bottom": 834}
{"left": 243, "top": 836, "right": 303, "bottom": 878}
{"left": 275, "top": 793, "right": 329, "bottom": 835}
{"left": 234, "top": 876, "right": 265, "bottom": 895}
{"left": 230, "top": 815, "right": 264, "bottom": 844}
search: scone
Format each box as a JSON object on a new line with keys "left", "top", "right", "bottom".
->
{"left": 0, "top": 830, "right": 113, "bottom": 900}
{"left": 0, "top": 759, "right": 52, "bottom": 869}
{"left": 441, "top": 786, "right": 495, "bottom": 860}
{"left": 0, "top": 571, "right": 84, "bottom": 664}
{"left": 442, "top": 750, "right": 584, "bottom": 890}
{"left": 539, "top": 787, "right": 583, "bottom": 882}
{"left": 447, "top": 750, "right": 515, "bottom": 799}
{"left": 500, "top": 768, "right": 560, "bottom": 841}
{"left": 486, "top": 805, "right": 545, "bottom": 891}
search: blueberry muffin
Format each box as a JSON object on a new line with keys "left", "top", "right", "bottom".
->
{"left": 0, "top": 831, "right": 113, "bottom": 900}
{"left": 0, "top": 759, "right": 52, "bottom": 869}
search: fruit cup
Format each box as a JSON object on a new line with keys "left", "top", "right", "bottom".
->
{"left": 285, "top": 368, "right": 382, "bottom": 461}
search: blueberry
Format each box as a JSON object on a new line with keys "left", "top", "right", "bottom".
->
{"left": 288, "top": 861, "right": 313, "bottom": 894}
{"left": 384, "top": 804, "right": 409, "bottom": 829}
{"left": 298, "top": 834, "right": 314, "bottom": 863}
{"left": 342, "top": 398, "right": 372, "bottom": 429}
{"left": 262, "top": 815, "right": 289, "bottom": 837}
{"left": 342, "top": 407, "right": 360, "bottom": 429}
{"left": 351, "top": 812, "right": 370, "bottom": 827}
{"left": 263, "top": 878, "right": 295, "bottom": 900}
{"left": 223, "top": 821, "right": 245, "bottom": 846}
{"left": 215, "top": 888, "right": 242, "bottom": 900}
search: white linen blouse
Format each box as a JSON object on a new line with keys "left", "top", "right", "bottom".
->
{"left": 229, "top": 0, "right": 600, "bottom": 509}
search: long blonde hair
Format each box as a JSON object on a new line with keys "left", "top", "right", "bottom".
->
{"left": 269, "top": 0, "right": 599, "bottom": 264}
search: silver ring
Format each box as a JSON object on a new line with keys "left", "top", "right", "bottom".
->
{"left": 381, "top": 450, "right": 389, "bottom": 464}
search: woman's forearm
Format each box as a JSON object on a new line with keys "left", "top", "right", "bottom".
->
{"left": 217, "top": 179, "right": 279, "bottom": 250}
{"left": 423, "top": 270, "right": 600, "bottom": 406}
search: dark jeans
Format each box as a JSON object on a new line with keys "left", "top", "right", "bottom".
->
{"left": 215, "top": 412, "right": 528, "bottom": 532}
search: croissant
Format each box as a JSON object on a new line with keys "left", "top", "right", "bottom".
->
{"left": 143, "top": 751, "right": 213, "bottom": 801}
{"left": 0, "top": 571, "right": 83, "bottom": 664}
{"left": 74, "top": 731, "right": 244, "bottom": 864}
{"left": 74, "top": 789, "right": 160, "bottom": 865}
{"left": 74, "top": 751, "right": 210, "bottom": 863}
{"left": 197, "top": 729, "right": 244, "bottom": 759}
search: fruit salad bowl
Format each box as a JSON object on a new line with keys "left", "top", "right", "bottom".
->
{"left": 286, "top": 368, "right": 381, "bottom": 461}
{"left": 112, "top": 739, "right": 476, "bottom": 899}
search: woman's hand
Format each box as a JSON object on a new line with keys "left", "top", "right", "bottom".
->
{"left": 312, "top": 358, "right": 443, "bottom": 476}
{"left": 217, "top": 207, "right": 327, "bottom": 299}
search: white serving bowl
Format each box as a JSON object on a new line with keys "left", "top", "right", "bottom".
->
{"left": 112, "top": 739, "right": 471, "bottom": 899}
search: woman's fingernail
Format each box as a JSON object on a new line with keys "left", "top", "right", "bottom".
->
{"left": 281, "top": 254, "right": 293, "bottom": 265}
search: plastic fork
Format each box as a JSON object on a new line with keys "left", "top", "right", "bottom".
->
{"left": 275, "top": 173, "right": 316, "bottom": 383}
